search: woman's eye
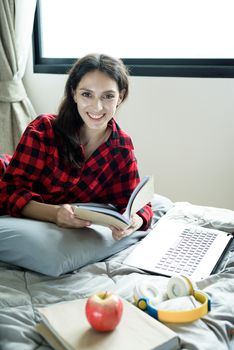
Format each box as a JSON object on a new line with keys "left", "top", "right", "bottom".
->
{"left": 81, "top": 92, "right": 91, "bottom": 97}
{"left": 104, "top": 94, "right": 115, "bottom": 100}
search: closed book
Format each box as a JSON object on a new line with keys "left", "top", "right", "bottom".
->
{"left": 36, "top": 298, "right": 180, "bottom": 350}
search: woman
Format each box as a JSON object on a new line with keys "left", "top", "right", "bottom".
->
{"left": 0, "top": 53, "right": 152, "bottom": 240}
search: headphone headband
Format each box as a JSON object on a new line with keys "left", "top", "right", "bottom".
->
{"left": 135, "top": 276, "right": 211, "bottom": 323}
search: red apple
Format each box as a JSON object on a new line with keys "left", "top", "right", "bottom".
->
{"left": 85, "top": 291, "right": 123, "bottom": 332}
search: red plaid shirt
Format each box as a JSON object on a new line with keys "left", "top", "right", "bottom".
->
{"left": 0, "top": 114, "right": 152, "bottom": 229}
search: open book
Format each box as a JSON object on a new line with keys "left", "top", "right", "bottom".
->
{"left": 74, "top": 175, "right": 154, "bottom": 229}
{"left": 36, "top": 298, "right": 180, "bottom": 350}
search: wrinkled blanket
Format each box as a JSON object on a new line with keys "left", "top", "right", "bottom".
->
{"left": 0, "top": 202, "right": 234, "bottom": 350}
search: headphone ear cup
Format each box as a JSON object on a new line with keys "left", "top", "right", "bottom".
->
{"left": 134, "top": 281, "right": 167, "bottom": 307}
{"left": 167, "top": 276, "right": 194, "bottom": 299}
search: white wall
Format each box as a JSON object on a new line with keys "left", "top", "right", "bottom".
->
{"left": 24, "top": 48, "right": 234, "bottom": 210}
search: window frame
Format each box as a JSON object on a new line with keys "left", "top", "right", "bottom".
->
{"left": 33, "top": 3, "right": 234, "bottom": 78}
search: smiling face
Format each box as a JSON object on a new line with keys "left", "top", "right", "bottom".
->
{"left": 73, "top": 70, "right": 124, "bottom": 131}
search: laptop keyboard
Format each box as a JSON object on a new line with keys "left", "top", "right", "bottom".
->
{"left": 154, "top": 227, "right": 218, "bottom": 276}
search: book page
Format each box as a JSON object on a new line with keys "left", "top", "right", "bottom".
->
{"left": 74, "top": 208, "right": 129, "bottom": 229}
{"left": 36, "top": 323, "right": 65, "bottom": 350}
{"left": 124, "top": 175, "right": 154, "bottom": 219}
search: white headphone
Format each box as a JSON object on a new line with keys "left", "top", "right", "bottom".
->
{"left": 133, "top": 275, "right": 211, "bottom": 323}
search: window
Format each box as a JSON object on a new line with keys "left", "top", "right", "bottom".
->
{"left": 33, "top": 0, "right": 234, "bottom": 77}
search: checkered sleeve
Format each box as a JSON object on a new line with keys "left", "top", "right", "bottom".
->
{"left": 0, "top": 121, "right": 47, "bottom": 216}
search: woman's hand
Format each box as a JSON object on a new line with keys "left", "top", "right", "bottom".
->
{"left": 110, "top": 214, "right": 143, "bottom": 240}
{"left": 56, "top": 204, "right": 92, "bottom": 228}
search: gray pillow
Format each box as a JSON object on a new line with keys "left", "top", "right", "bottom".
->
{"left": 0, "top": 195, "right": 173, "bottom": 276}
{"left": 151, "top": 194, "right": 174, "bottom": 225}
{"left": 0, "top": 217, "right": 148, "bottom": 276}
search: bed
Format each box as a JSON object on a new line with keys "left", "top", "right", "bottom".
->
{"left": 0, "top": 195, "right": 234, "bottom": 350}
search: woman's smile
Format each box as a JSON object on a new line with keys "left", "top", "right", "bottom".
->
{"left": 87, "top": 112, "right": 106, "bottom": 120}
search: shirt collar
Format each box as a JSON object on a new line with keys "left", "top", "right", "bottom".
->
{"left": 107, "top": 118, "right": 134, "bottom": 150}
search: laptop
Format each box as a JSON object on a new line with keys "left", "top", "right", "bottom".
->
{"left": 124, "top": 219, "right": 233, "bottom": 280}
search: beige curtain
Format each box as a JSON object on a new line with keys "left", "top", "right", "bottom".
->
{"left": 0, "top": 0, "right": 37, "bottom": 154}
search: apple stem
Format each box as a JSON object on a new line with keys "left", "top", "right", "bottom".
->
{"left": 101, "top": 291, "right": 108, "bottom": 299}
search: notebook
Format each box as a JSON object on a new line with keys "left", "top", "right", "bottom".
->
{"left": 124, "top": 219, "right": 233, "bottom": 280}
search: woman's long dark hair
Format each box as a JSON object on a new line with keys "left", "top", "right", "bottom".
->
{"left": 54, "top": 53, "right": 129, "bottom": 167}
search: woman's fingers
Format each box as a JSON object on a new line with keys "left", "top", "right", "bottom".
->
{"left": 56, "top": 204, "right": 91, "bottom": 228}
{"left": 110, "top": 214, "right": 143, "bottom": 240}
